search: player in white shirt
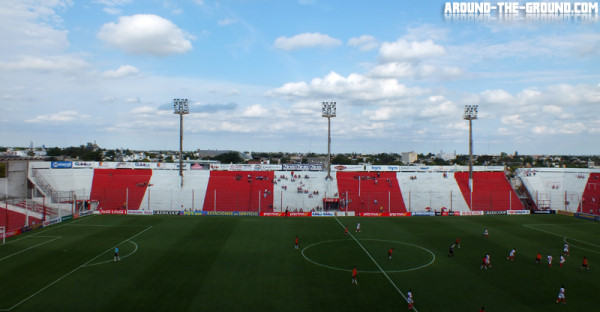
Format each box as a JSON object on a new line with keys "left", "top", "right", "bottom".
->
{"left": 547, "top": 254, "right": 553, "bottom": 268}
{"left": 483, "top": 228, "right": 489, "bottom": 239}
{"left": 560, "top": 255, "right": 566, "bottom": 267}
{"left": 407, "top": 289, "right": 414, "bottom": 310}
{"left": 356, "top": 222, "right": 361, "bottom": 233}
{"left": 556, "top": 285, "right": 566, "bottom": 304}
{"left": 507, "top": 249, "right": 516, "bottom": 261}
{"left": 563, "top": 243, "right": 570, "bottom": 256}
{"left": 485, "top": 253, "right": 491, "bottom": 268}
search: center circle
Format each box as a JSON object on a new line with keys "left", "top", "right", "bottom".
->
{"left": 301, "top": 238, "right": 435, "bottom": 273}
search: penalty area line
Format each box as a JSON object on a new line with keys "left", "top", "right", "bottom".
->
{"left": 333, "top": 217, "right": 416, "bottom": 312}
{"left": 0, "top": 225, "right": 152, "bottom": 312}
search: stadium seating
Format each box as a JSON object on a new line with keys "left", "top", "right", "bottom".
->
{"left": 203, "top": 171, "right": 274, "bottom": 212}
{"left": 454, "top": 172, "right": 523, "bottom": 211}
{"left": 336, "top": 172, "right": 406, "bottom": 213}
{"left": 397, "top": 172, "right": 470, "bottom": 212}
{"left": 272, "top": 171, "right": 333, "bottom": 212}
{"left": 0, "top": 207, "right": 43, "bottom": 231}
{"left": 582, "top": 173, "right": 600, "bottom": 215}
{"left": 90, "top": 169, "right": 153, "bottom": 210}
{"left": 516, "top": 169, "right": 590, "bottom": 212}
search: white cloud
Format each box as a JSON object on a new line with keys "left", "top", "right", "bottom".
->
{"left": 480, "top": 89, "right": 515, "bottom": 104}
{"left": 501, "top": 114, "right": 525, "bottom": 127}
{"left": 103, "top": 65, "right": 139, "bottom": 78}
{"left": 274, "top": 32, "right": 342, "bottom": 51}
{"left": 347, "top": 35, "right": 379, "bottom": 51}
{"left": 97, "top": 14, "right": 193, "bottom": 56}
{"left": 94, "top": 0, "right": 132, "bottom": 15}
{"left": 378, "top": 39, "right": 445, "bottom": 63}
{"left": 242, "top": 104, "right": 268, "bottom": 117}
{"left": 25, "top": 111, "right": 91, "bottom": 123}
{"left": 542, "top": 105, "right": 562, "bottom": 115}
{"left": 218, "top": 18, "right": 237, "bottom": 26}
{"left": 0, "top": 1, "right": 71, "bottom": 58}
{"left": 0, "top": 56, "right": 89, "bottom": 73}
{"left": 267, "top": 71, "right": 424, "bottom": 103}
{"left": 368, "top": 62, "right": 414, "bottom": 79}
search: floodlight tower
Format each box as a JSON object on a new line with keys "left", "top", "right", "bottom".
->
{"left": 322, "top": 102, "right": 336, "bottom": 180}
{"left": 463, "top": 105, "right": 478, "bottom": 209}
{"left": 173, "top": 99, "right": 189, "bottom": 187}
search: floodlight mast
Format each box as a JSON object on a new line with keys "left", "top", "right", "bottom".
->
{"left": 463, "top": 105, "right": 478, "bottom": 210}
{"left": 173, "top": 99, "right": 189, "bottom": 187}
{"left": 322, "top": 102, "right": 336, "bottom": 180}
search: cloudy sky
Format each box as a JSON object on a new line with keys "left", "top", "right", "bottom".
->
{"left": 0, "top": 0, "right": 599, "bottom": 155}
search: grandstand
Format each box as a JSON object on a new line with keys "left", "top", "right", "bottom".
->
{"left": 516, "top": 168, "right": 600, "bottom": 213}
{"left": 0, "top": 160, "right": 594, "bottom": 228}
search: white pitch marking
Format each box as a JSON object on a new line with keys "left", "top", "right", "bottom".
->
{"left": 334, "top": 217, "right": 418, "bottom": 312}
{"left": 0, "top": 226, "right": 152, "bottom": 311}
{"left": 0, "top": 236, "right": 62, "bottom": 262}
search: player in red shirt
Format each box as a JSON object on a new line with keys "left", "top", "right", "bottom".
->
{"left": 295, "top": 236, "right": 299, "bottom": 249}
{"left": 479, "top": 307, "right": 486, "bottom": 312}
{"left": 344, "top": 226, "right": 349, "bottom": 236}
{"left": 352, "top": 266, "right": 358, "bottom": 285}
{"left": 535, "top": 252, "right": 542, "bottom": 264}
{"left": 455, "top": 237, "right": 461, "bottom": 248}
{"left": 580, "top": 256, "right": 590, "bottom": 271}
{"left": 480, "top": 255, "right": 488, "bottom": 270}
{"left": 388, "top": 248, "right": 393, "bottom": 260}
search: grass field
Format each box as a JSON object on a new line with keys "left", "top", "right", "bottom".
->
{"left": 0, "top": 214, "right": 599, "bottom": 311}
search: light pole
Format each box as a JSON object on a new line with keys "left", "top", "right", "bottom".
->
{"left": 463, "top": 104, "right": 478, "bottom": 210}
{"left": 173, "top": 98, "right": 189, "bottom": 187}
{"left": 322, "top": 102, "right": 336, "bottom": 180}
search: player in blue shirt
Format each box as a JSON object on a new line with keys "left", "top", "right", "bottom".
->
{"left": 114, "top": 247, "right": 120, "bottom": 261}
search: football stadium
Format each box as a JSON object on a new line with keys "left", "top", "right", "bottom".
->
{"left": 1, "top": 162, "right": 599, "bottom": 311}
{"left": 2, "top": 1, "right": 600, "bottom": 311}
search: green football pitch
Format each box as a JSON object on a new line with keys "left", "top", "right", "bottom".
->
{"left": 0, "top": 214, "right": 599, "bottom": 311}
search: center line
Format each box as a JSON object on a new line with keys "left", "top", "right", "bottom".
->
{"left": 334, "top": 217, "right": 416, "bottom": 312}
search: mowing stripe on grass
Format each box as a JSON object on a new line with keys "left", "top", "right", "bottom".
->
{"left": 0, "top": 225, "right": 152, "bottom": 311}
{"left": 333, "top": 217, "right": 415, "bottom": 311}
{"left": 0, "top": 236, "right": 62, "bottom": 262}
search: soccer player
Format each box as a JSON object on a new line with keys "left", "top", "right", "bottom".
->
{"left": 556, "top": 285, "right": 566, "bottom": 304}
{"left": 547, "top": 254, "right": 553, "bottom": 268}
{"left": 455, "top": 237, "right": 461, "bottom": 248}
{"left": 560, "top": 255, "right": 566, "bottom": 267}
{"left": 407, "top": 289, "right": 414, "bottom": 310}
{"left": 352, "top": 266, "right": 358, "bottom": 285}
{"left": 483, "top": 228, "right": 489, "bottom": 239}
{"left": 563, "top": 242, "right": 570, "bottom": 256}
{"left": 480, "top": 255, "right": 488, "bottom": 270}
{"left": 344, "top": 226, "right": 349, "bottom": 236}
{"left": 507, "top": 249, "right": 516, "bottom": 261}
{"left": 114, "top": 247, "right": 120, "bottom": 261}
{"left": 580, "top": 256, "right": 590, "bottom": 271}
{"left": 485, "top": 253, "right": 491, "bottom": 268}
{"left": 388, "top": 248, "right": 394, "bottom": 260}
{"left": 535, "top": 252, "right": 542, "bottom": 264}
{"left": 295, "top": 236, "right": 299, "bottom": 249}
{"left": 356, "top": 222, "right": 361, "bottom": 233}
{"left": 479, "top": 307, "right": 486, "bottom": 312}
{"left": 448, "top": 245, "right": 454, "bottom": 257}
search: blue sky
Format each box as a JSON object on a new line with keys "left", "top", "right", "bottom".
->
{"left": 0, "top": 0, "right": 599, "bottom": 155}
